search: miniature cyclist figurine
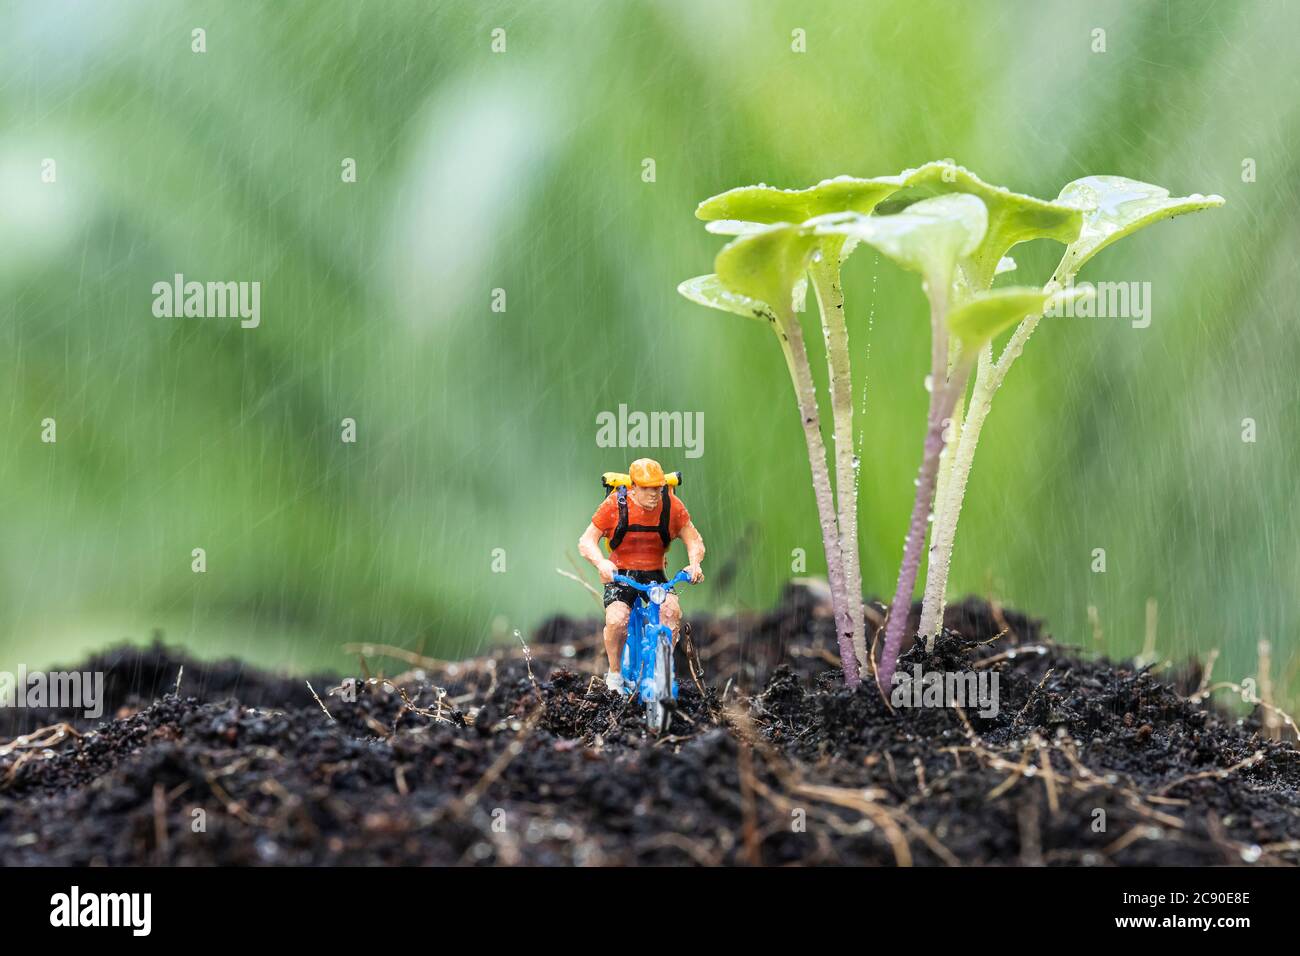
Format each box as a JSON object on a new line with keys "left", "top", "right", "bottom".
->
{"left": 578, "top": 457, "right": 706, "bottom": 694}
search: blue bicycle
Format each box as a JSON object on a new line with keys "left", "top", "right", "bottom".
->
{"left": 613, "top": 569, "right": 693, "bottom": 733}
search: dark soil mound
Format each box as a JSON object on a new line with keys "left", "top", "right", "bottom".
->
{"left": 1, "top": 592, "right": 1296, "bottom": 865}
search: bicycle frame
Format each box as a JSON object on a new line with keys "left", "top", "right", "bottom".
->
{"left": 613, "top": 569, "right": 691, "bottom": 714}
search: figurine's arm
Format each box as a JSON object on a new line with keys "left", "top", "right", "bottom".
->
{"left": 578, "top": 523, "right": 618, "bottom": 583}
{"left": 679, "top": 521, "right": 705, "bottom": 582}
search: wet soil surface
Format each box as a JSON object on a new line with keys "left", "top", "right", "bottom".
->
{"left": 1, "top": 588, "right": 1297, "bottom": 865}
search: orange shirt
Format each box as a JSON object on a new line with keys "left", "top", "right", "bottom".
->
{"left": 591, "top": 490, "right": 690, "bottom": 571}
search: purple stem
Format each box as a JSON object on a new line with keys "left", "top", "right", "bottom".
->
{"left": 877, "top": 361, "right": 970, "bottom": 691}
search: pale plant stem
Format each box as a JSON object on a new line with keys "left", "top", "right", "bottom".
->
{"left": 919, "top": 346, "right": 992, "bottom": 643}
{"left": 918, "top": 267, "right": 1071, "bottom": 641}
{"left": 809, "top": 253, "right": 866, "bottom": 670}
{"left": 929, "top": 333, "right": 967, "bottom": 575}
{"left": 777, "top": 311, "right": 860, "bottom": 687}
{"left": 932, "top": 386, "right": 964, "bottom": 525}
{"left": 879, "top": 294, "right": 970, "bottom": 691}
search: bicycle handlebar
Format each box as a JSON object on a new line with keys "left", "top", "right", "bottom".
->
{"left": 612, "top": 569, "right": 693, "bottom": 592}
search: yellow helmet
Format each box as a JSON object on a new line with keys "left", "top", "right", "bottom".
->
{"left": 629, "top": 457, "right": 667, "bottom": 487}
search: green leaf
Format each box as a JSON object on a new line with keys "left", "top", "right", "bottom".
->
{"left": 696, "top": 175, "right": 904, "bottom": 227}
{"left": 811, "top": 194, "right": 987, "bottom": 294}
{"left": 1056, "top": 175, "right": 1225, "bottom": 277}
{"left": 704, "top": 220, "right": 777, "bottom": 236}
{"left": 888, "top": 161, "right": 1084, "bottom": 288}
{"left": 676, "top": 273, "right": 776, "bottom": 323}
{"left": 947, "top": 285, "right": 1092, "bottom": 345}
{"left": 714, "top": 223, "right": 820, "bottom": 316}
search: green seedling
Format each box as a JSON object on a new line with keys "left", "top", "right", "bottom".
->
{"left": 681, "top": 162, "right": 1223, "bottom": 694}
{"left": 686, "top": 164, "right": 1085, "bottom": 687}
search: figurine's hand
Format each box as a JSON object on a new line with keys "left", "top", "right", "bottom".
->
{"left": 597, "top": 560, "right": 617, "bottom": 584}
{"left": 685, "top": 564, "right": 704, "bottom": 584}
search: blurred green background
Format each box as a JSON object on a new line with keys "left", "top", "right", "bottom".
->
{"left": 1, "top": 0, "right": 1295, "bottom": 705}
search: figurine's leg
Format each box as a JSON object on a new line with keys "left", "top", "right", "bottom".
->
{"left": 661, "top": 594, "right": 682, "bottom": 647}
{"left": 603, "top": 601, "right": 630, "bottom": 672}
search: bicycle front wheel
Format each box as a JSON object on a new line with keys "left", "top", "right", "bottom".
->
{"left": 645, "top": 638, "right": 673, "bottom": 734}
